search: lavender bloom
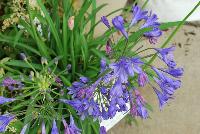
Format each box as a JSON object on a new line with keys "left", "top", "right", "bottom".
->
{"left": 144, "top": 27, "right": 162, "bottom": 44}
{"left": 2, "top": 77, "right": 24, "bottom": 91}
{"left": 69, "top": 115, "right": 81, "bottom": 134}
{"left": 101, "top": 16, "right": 110, "bottom": 28}
{"left": 101, "top": 106, "right": 109, "bottom": 120}
{"left": 62, "top": 117, "right": 70, "bottom": 134}
{"left": 0, "top": 114, "right": 15, "bottom": 132}
{"left": 20, "top": 124, "right": 28, "bottom": 134}
{"left": 112, "top": 16, "right": 128, "bottom": 39}
{"left": 109, "top": 57, "right": 143, "bottom": 83}
{"left": 138, "top": 72, "right": 149, "bottom": 87}
{"left": 155, "top": 46, "right": 176, "bottom": 68}
{"left": 141, "top": 13, "right": 162, "bottom": 44}
{"left": 141, "top": 13, "right": 160, "bottom": 29}
{"left": 152, "top": 67, "right": 181, "bottom": 96}
{"left": 51, "top": 120, "right": 58, "bottom": 134}
{"left": 100, "top": 126, "right": 107, "bottom": 134}
{"left": 110, "top": 80, "right": 123, "bottom": 97}
{"left": 109, "top": 58, "right": 129, "bottom": 83}
{"left": 108, "top": 102, "right": 118, "bottom": 118}
{"left": 130, "top": 5, "right": 148, "bottom": 27}
{"left": 42, "top": 122, "right": 46, "bottom": 134}
{"left": 136, "top": 100, "right": 149, "bottom": 119}
{"left": 79, "top": 77, "right": 89, "bottom": 84}
{"left": 0, "top": 96, "right": 16, "bottom": 104}
{"left": 153, "top": 88, "right": 169, "bottom": 109}
{"left": 161, "top": 67, "right": 184, "bottom": 78}
{"left": 130, "top": 103, "right": 139, "bottom": 117}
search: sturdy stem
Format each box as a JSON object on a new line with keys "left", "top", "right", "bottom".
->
{"left": 121, "top": 40, "right": 129, "bottom": 56}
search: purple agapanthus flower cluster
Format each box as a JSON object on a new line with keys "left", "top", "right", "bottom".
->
{"left": 61, "top": 44, "right": 183, "bottom": 122}
{"left": 101, "top": 5, "right": 162, "bottom": 44}
{"left": 1, "top": 77, "right": 24, "bottom": 90}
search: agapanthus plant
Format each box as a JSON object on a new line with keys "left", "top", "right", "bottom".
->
{"left": 0, "top": 0, "right": 199, "bottom": 133}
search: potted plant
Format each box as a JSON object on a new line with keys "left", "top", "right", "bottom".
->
{"left": 0, "top": 0, "right": 199, "bottom": 133}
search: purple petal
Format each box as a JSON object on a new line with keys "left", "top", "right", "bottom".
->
{"left": 51, "top": 120, "right": 59, "bottom": 134}
{"left": 20, "top": 124, "right": 28, "bottom": 134}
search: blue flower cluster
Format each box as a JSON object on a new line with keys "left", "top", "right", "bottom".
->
{"left": 101, "top": 5, "right": 162, "bottom": 44}
{"left": 61, "top": 47, "right": 183, "bottom": 120}
{"left": 60, "top": 5, "right": 183, "bottom": 123}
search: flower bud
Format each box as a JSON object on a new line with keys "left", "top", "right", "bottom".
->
{"left": 68, "top": 16, "right": 75, "bottom": 30}
{"left": 20, "top": 53, "right": 27, "bottom": 61}
{"left": 41, "top": 57, "right": 48, "bottom": 65}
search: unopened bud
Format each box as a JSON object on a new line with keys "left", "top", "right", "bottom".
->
{"left": 20, "top": 53, "right": 27, "bottom": 61}
{"left": 41, "top": 57, "right": 48, "bottom": 65}
{"left": 68, "top": 16, "right": 75, "bottom": 30}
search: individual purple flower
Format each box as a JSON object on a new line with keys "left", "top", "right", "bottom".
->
{"left": 79, "top": 77, "right": 89, "bottom": 84}
{"left": 101, "top": 16, "right": 110, "bottom": 28}
{"left": 152, "top": 67, "right": 181, "bottom": 96}
{"left": 153, "top": 87, "right": 169, "bottom": 109}
{"left": 109, "top": 58, "right": 131, "bottom": 83}
{"left": 130, "top": 103, "right": 139, "bottom": 117}
{"left": 20, "top": 124, "right": 28, "bottom": 134}
{"left": 161, "top": 67, "right": 184, "bottom": 78}
{"left": 141, "top": 13, "right": 162, "bottom": 44}
{"left": 68, "top": 115, "right": 81, "bottom": 134}
{"left": 130, "top": 5, "right": 148, "bottom": 27}
{"left": 51, "top": 120, "right": 58, "bottom": 134}
{"left": 141, "top": 13, "right": 160, "bottom": 29}
{"left": 155, "top": 46, "right": 176, "bottom": 68}
{"left": 130, "top": 57, "right": 143, "bottom": 73}
{"left": 134, "top": 89, "right": 146, "bottom": 104}
{"left": 108, "top": 102, "right": 118, "bottom": 118}
{"left": 0, "top": 114, "right": 15, "bottom": 132}
{"left": 100, "top": 87, "right": 107, "bottom": 95}
{"left": 1, "top": 77, "right": 24, "bottom": 91}
{"left": 144, "top": 27, "right": 162, "bottom": 44}
{"left": 42, "top": 122, "right": 46, "bottom": 134}
{"left": 116, "top": 97, "right": 128, "bottom": 112}
{"left": 138, "top": 72, "right": 149, "bottom": 87}
{"left": 101, "top": 106, "right": 109, "bottom": 120}
{"left": 100, "top": 126, "right": 107, "bottom": 134}
{"left": 0, "top": 96, "right": 16, "bottom": 104}
{"left": 87, "top": 99, "right": 101, "bottom": 118}
{"left": 62, "top": 117, "right": 70, "bottom": 134}
{"left": 110, "top": 80, "right": 123, "bottom": 97}
{"left": 136, "top": 100, "right": 149, "bottom": 119}
{"left": 130, "top": 89, "right": 148, "bottom": 119}
{"left": 112, "top": 16, "right": 128, "bottom": 39}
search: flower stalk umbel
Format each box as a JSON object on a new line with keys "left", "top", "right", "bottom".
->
{"left": 0, "top": 4, "right": 184, "bottom": 134}
{"left": 0, "top": 55, "right": 81, "bottom": 133}
{"left": 60, "top": 5, "right": 183, "bottom": 133}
